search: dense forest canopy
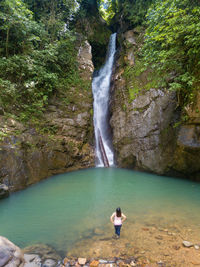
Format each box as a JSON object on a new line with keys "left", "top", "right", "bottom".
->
{"left": 0, "top": 0, "right": 199, "bottom": 122}
{"left": 143, "top": 0, "right": 200, "bottom": 106}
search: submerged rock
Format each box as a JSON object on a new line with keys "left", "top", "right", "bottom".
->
{"left": 0, "top": 236, "right": 24, "bottom": 267}
{"left": 23, "top": 244, "right": 61, "bottom": 263}
{"left": 42, "top": 259, "right": 57, "bottom": 267}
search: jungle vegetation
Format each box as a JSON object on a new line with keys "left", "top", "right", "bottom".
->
{"left": 0, "top": 0, "right": 199, "bottom": 121}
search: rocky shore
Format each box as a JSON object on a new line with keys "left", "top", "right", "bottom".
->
{"left": 2, "top": 215, "right": 200, "bottom": 267}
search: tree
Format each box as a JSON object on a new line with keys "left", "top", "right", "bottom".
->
{"left": 143, "top": 0, "right": 200, "bottom": 104}
{"left": 24, "top": 0, "right": 79, "bottom": 41}
{"left": 0, "top": 0, "right": 34, "bottom": 56}
{"left": 99, "top": 0, "right": 119, "bottom": 22}
{"left": 0, "top": 0, "right": 80, "bottom": 120}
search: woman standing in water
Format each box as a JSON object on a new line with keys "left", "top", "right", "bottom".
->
{"left": 110, "top": 207, "right": 126, "bottom": 238}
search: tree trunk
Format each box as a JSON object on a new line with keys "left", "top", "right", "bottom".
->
{"left": 6, "top": 27, "right": 10, "bottom": 57}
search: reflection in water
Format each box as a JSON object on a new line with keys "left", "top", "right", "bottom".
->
{"left": 0, "top": 168, "right": 200, "bottom": 257}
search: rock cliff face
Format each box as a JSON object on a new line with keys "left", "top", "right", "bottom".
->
{"left": 172, "top": 93, "right": 200, "bottom": 179}
{"left": 110, "top": 87, "right": 178, "bottom": 173}
{"left": 0, "top": 40, "right": 95, "bottom": 192}
{"left": 110, "top": 29, "right": 200, "bottom": 180}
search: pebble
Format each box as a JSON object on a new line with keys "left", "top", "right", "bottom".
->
{"left": 194, "top": 245, "right": 200, "bottom": 250}
{"left": 155, "top": 235, "right": 163, "bottom": 240}
{"left": 43, "top": 258, "right": 57, "bottom": 267}
{"left": 99, "top": 260, "right": 108, "bottom": 264}
{"left": 182, "top": 240, "right": 193, "bottom": 247}
{"left": 78, "top": 258, "right": 87, "bottom": 265}
{"left": 172, "top": 245, "right": 180, "bottom": 250}
{"left": 90, "top": 260, "right": 99, "bottom": 267}
{"left": 24, "top": 263, "right": 41, "bottom": 267}
{"left": 63, "top": 258, "right": 70, "bottom": 265}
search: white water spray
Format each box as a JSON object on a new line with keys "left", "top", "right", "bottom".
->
{"left": 92, "top": 33, "right": 117, "bottom": 167}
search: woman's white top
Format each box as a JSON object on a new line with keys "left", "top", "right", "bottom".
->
{"left": 112, "top": 212, "right": 125, "bottom": 225}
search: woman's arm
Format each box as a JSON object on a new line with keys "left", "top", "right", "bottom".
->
{"left": 122, "top": 213, "right": 127, "bottom": 223}
{"left": 110, "top": 212, "right": 115, "bottom": 223}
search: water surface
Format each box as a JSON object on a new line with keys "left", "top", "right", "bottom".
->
{"left": 0, "top": 168, "right": 200, "bottom": 255}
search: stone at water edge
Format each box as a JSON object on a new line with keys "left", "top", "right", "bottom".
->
{"left": 24, "top": 254, "right": 41, "bottom": 267}
{"left": 130, "top": 261, "right": 136, "bottom": 267}
{"left": 90, "top": 260, "right": 99, "bottom": 267}
{"left": 78, "top": 258, "right": 87, "bottom": 265}
{"left": 0, "top": 184, "right": 9, "bottom": 199}
{"left": 63, "top": 258, "right": 70, "bottom": 265}
{"left": 99, "top": 260, "right": 108, "bottom": 264}
{"left": 42, "top": 259, "right": 57, "bottom": 267}
{"left": 182, "top": 241, "right": 193, "bottom": 247}
{"left": 0, "top": 236, "right": 24, "bottom": 267}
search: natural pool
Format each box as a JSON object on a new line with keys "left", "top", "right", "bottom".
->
{"left": 1, "top": 167, "right": 200, "bottom": 260}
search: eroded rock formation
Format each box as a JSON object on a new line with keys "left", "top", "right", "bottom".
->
{"left": 111, "top": 87, "right": 177, "bottom": 173}
{"left": 0, "top": 40, "right": 95, "bottom": 192}
{"left": 110, "top": 28, "right": 200, "bottom": 179}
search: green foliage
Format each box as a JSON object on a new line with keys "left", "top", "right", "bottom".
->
{"left": 119, "top": 0, "right": 154, "bottom": 27}
{"left": 0, "top": 0, "right": 38, "bottom": 56}
{"left": 99, "top": 0, "right": 119, "bottom": 23}
{"left": 0, "top": 130, "right": 8, "bottom": 141}
{"left": 123, "top": 59, "right": 158, "bottom": 101}
{"left": 99, "top": 0, "right": 154, "bottom": 26}
{"left": 0, "top": 0, "right": 89, "bottom": 122}
{"left": 25, "top": 0, "right": 79, "bottom": 41}
{"left": 0, "top": 35, "right": 79, "bottom": 121}
{"left": 143, "top": 0, "right": 200, "bottom": 105}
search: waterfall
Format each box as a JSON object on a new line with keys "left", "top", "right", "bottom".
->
{"left": 92, "top": 33, "right": 117, "bottom": 167}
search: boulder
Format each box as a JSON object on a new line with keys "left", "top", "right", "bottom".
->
{"left": 123, "top": 30, "right": 137, "bottom": 46}
{"left": 24, "top": 254, "right": 41, "bottom": 267}
{"left": 0, "top": 184, "right": 9, "bottom": 199}
{"left": 0, "top": 236, "right": 24, "bottom": 267}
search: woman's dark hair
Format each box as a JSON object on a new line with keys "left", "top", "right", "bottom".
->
{"left": 116, "top": 207, "right": 121, "bottom": 217}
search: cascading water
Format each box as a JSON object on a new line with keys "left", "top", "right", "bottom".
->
{"left": 92, "top": 33, "right": 117, "bottom": 167}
